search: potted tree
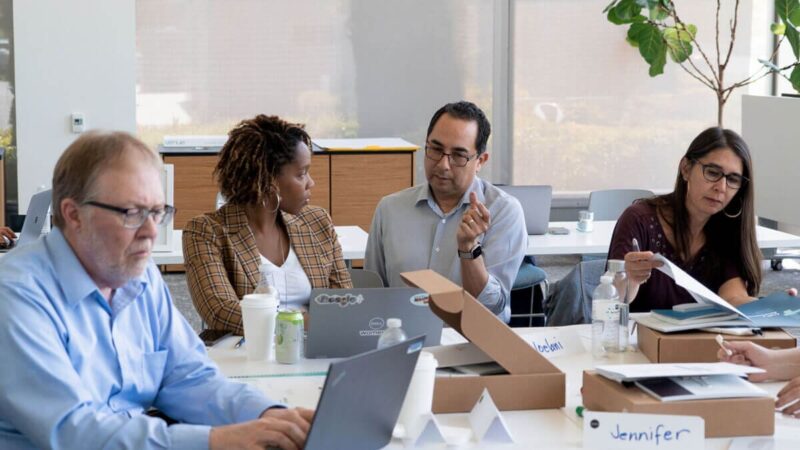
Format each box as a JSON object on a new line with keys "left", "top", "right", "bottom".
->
{"left": 604, "top": 0, "right": 800, "bottom": 126}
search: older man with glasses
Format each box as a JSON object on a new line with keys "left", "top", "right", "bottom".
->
{"left": 365, "top": 101, "right": 526, "bottom": 322}
{"left": 0, "top": 131, "right": 312, "bottom": 450}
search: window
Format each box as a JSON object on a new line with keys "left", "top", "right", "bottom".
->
{"left": 136, "top": 0, "right": 496, "bottom": 181}
{"left": 0, "top": 0, "right": 13, "bottom": 223}
{"left": 512, "top": 0, "right": 769, "bottom": 192}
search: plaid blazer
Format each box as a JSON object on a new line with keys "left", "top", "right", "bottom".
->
{"left": 183, "top": 203, "right": 352, "bottom": 334}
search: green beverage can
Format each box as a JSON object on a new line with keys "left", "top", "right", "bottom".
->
{"left": 275, "top": 309, "right": 304, "bottom": 364}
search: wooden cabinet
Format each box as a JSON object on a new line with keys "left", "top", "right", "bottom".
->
{"left": 162, "top": 151, "right": 415, "bottom": 231}
{"left": 331, "top": 154, "right": 414, "bottom": 230}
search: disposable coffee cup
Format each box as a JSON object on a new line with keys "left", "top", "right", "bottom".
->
{"left": 396, "top": 351, "right": 438, "bottom": 429}
{"left": 240, "top": 289, "right": 279, "bottom": 361}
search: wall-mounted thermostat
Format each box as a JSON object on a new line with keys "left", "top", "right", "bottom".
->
{"left": 71, "top": 113, "right": 85, "bottom": 133}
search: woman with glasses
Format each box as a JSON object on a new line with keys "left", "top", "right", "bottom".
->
{"left": 182, "top": 114, "right": 352, "bottom": 335}
{"left": 607, "top": 127, "right": 765, "bottom": 311}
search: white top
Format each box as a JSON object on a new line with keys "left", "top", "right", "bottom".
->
{"left": 259, "top": 248, "right": 312, "bottom": 310}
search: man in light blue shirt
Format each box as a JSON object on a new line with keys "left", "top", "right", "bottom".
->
{"left": 365, "top": 101, "right": 527, "bottom": 322}
{"left": 0, "top": 131, "right": 312, "bottom": 449}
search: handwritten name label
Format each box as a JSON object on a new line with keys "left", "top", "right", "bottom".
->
{"left": 520, "top": 329, "right": 584, "bottom": 359}
{"left": 583, "top": 411, "right": 704, "bottom": 449}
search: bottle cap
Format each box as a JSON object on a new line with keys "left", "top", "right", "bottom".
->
{"left": 607, "top": 259, "right": 625, "bottom": 273}
{"left": 387, "top": 318, "right": 402, "bottom": 328}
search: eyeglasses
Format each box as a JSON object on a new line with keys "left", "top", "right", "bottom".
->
{"left": 425, "top": 145, "right": 478, "bottom": 168}
{"left": 83, "top": 201, "right": 176, "bottom": 229}
{"left": 692, "top": 159, "right": 748, "bottom": 190}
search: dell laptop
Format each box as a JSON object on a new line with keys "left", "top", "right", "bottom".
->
{"left": 305, "top": 288, "right": 443, "bottom": 358}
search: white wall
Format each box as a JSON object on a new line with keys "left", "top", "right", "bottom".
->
{"left": 14, "top": 0, "right": 136, "bottom": 210}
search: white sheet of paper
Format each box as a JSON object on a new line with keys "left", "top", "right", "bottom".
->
{"left": 583, "top": 411, "right": 704, "bottom": 449}
{"left": 520, "top": 328, "right": 584, "bottom": 359}
{"left": 595, "top": 362, "right": 764, "bottom": 382}
{"left": 468, "top": 388, "right": 514, "bottom": 443}
{"left": 653, "top": 253, "right": 744, "bottom": 317}
{"left": 403, "top": 412, "right": 446, "bottom": 446}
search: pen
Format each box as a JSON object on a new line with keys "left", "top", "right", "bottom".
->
{"left": 234, "top": 337, "right": 245, "bottom": 349}
{"left": 632, "top": 237, "right": 640, "bottom": 252}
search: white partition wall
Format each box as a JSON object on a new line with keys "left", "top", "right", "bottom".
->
{"left": 14, "top": 0, "right": 136, "bottom": 211}
{"left": 742, "top": 95, "right": 800, "bottom": 227}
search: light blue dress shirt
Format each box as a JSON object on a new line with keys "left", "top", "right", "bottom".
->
{"left": 0, "top": 228, "right": 279, "bottom": 449}
{"left": 365, "top": 177, "right": 527, "bottom": 322}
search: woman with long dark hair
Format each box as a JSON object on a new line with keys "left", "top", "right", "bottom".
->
{"left": 608, "top": 127, "right": 765, "bottom": 312}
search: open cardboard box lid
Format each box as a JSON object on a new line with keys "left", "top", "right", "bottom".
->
{"left": 401, "top": 269, "right": 561, "bottom": 376}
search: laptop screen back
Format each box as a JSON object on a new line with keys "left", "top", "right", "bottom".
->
{"left": 497, "top": 185, "right": 552, "bottom": 235}
{"left": 306, "top": 288, "right": 443, "bottom": 358}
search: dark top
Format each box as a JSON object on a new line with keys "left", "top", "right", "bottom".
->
{"left": 607, "top": 201, "right": 742, "bottom": 312}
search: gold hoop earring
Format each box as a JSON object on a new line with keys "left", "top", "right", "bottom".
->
{"left": 723, "top": 198, "right": 743, "bottom": 219}
{"left": 270, "top": 189, "right": 281, "bottom": 214}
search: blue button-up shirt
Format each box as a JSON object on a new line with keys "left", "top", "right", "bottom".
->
{"left": 365, "top": 177, "right": 527, "bottom": 322}
{"left": 0, "top": 228, "right": 279, "bottom": 449}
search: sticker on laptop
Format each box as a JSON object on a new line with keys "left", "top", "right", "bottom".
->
{"left": 409, "top": 293, "right": 430, "bottom": 307}
{"left": 313, "top": 293, "right": 365, "bottom": 308}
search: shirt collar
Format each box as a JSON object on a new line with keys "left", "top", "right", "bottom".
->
{"left": 46, "top": 227, "right": 148, "bottom": 307}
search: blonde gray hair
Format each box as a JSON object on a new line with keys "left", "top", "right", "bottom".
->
{"left": 51, "top": 131, "right": 161, "bottom": 228}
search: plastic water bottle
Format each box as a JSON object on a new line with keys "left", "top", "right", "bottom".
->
{"left": 377, "top": 318, "right": 407, "bottom": 349}
{"left": 591, "top": 274, "right": 620, "bottom": 358}
{"left": 607, "top": 260, "right": 629, "bottom": 352}
{"left": 254, "top": 264, "right": 272, "bottom": 294}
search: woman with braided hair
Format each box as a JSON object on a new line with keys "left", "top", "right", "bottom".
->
{"left": 183, "top": 114, "right": 352, "bottom": 335}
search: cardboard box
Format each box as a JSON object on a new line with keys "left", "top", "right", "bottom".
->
{"left": 401, "top": 270, "right": 565, "bottom": 413}
{"left": 638, "top": 324, "right": 796, "bottom": 363}
{"left": 582, "top": 371, "right": 774, "bottom": 437}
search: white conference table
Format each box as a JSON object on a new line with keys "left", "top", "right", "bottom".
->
{"left": 208, "top": 325, "right": 800, "bottom": 449}
{"left": 151, "top": 226, "right": 369, "bottom": 266}
{"left": 527, "top": 221, "right": 800, "bottom": 256}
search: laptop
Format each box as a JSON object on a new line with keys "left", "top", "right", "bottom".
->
{"left": 305, "top": 288, "right": 443, "bottom": 358}
{"left": 0, "top": 189, "right": 52, "bottom": 252}
{"left": 497, "top": 185, "right": 552, "bottom": 235}
{"left": 305, "top": 335, "right": 424, "bottom": 450}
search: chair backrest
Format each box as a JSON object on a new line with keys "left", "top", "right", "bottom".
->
{"left": 588, "top": 189, "right": 654, "bottom": 221}
{"left": 496, "top": 185, "right": 553, "bottom": 235}
{"left": 347, "top": 268, "right": 385, "bottom": 288}
{"left": 543, "top": 259, "right": 607, "bottom": 326}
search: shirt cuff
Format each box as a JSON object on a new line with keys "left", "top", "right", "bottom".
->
{"left": 238, "top": 394, "right": 286, "bottom": 422}
{"left": 169, "top": 423, "right": 211, "bottom": 450}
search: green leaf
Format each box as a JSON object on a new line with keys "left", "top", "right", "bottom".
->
{"left": 772, "top": 22, "right": 787, "bottom": 35}
{"left": 786, "top": 25, "right": 800, "bottom": 60}
{"left": 608, "top": 0, "right": 646, "bottom": 25}
{"left": 790, "top": 7, "right": 800, "bottom": 26}
{"left": 628, "top": 22, "right": 668, "bottom": 76}
{"left": 791, "top": 64, "right": 800, "bottom": 92}
{"left": 603, "top": 0, "right": 620, "bottom": 14}
{"left": 664, "top": 27, "right": 694, "bottom": 63}
{"left": 776, "top": 0, "right": 800, "bottom": 23}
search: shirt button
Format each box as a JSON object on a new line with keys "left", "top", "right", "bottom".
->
{"left": 435, "top": 247, "right": 440, "bottom": 252}
{"left": 441, "top": 219, "right": 446, "bottom": 224}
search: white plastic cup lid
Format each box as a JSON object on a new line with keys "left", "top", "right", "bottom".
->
{"left": 241, "top": 292, "right": 279, "bottom": 309}
{"left": 387, "top": 318, "right": 402, "bottom": 328}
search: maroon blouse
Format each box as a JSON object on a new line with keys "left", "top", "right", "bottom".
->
{"left": 607, "top": 202, "right": 742, "bottom": 312}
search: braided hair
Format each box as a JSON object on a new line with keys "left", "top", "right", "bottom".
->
{"left": 215, "top": 114, "right": 311, "bottom": 206}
